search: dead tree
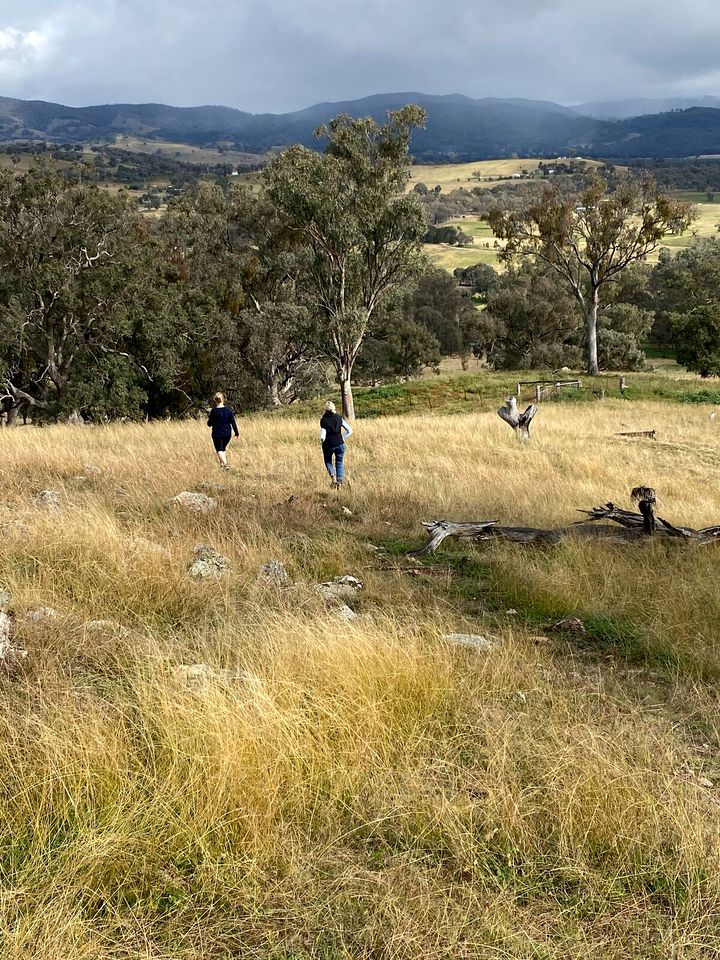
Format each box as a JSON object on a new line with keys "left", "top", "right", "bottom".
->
{"left": 497, "top": 396, "right": 538, "bottom": 440}
{"left": 414, "top": 488, "right": 720, "bottom": 555}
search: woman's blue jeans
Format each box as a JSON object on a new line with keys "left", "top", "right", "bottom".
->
{"left": 323, "top": 442, "right": 345, "bottom": 482}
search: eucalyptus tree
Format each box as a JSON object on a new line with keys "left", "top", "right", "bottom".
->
{"left": 264, "top": 105, "right": 427, "bottom": 419}
{"left": 487, "top": 174, "right": 693, "bottom": 375}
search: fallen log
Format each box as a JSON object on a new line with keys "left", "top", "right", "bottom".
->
{"left": 413, "top": 491, "right": 720, "bottom": 555}
{"left": 616, "top": 430, "right": 657, "bottom": 440}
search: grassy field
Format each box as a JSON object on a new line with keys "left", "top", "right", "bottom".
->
{"left": 407, "top": 156, "right": 610, "bottom": 192}
{"left": 424, "top": 189, "right": 720, "bottom": 272}
{"left": 113, "top": 135, "right": 266, "bottom": 168}
{"left": 2, "top": 389, "right": 720, "bottom": 958}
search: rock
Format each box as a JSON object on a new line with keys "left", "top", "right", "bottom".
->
{"left": 25, "top": 606, "right": 60, "bottom": 623}
{"left": 0, "top": 612, "right": 11, "bottom": 652}
{"left": 84, "top": 618, "right": 125, "bottom": 633}
{"left": 341, "top": 506, "right": 353, "bottom": 517}
{"left": 361, "top": 541, "right": 382, "bottom": 554}
{"left": 335, "top": 603, "right": 358, "bottom": 621}
{"left": 442, "top": 633, "right": 501, "bottom": 652}
{"left": 0, "top": 611, "right": 27, "bottom": 673}
{"left": 551, "top": 617, "right": 586, "bottom": 635}
{"left": 173, "top": 663, "right": 256, "bottom": 692}
{"left": 35, "top": 489, "right": 61, "bottom": 512}
{"left": 0, "top": 586, "right": 11, "bottom": 612}
{"left": 171, "top": 491, "right": 217, "bottom": 514}
{"left": 1, "top": 520, "right": 30, "bottom": 539}
{"left": 259, "top": 559, "right": 292, "bottom": 587}
{"left": 317, "top": 575, "right": 363, "bottom": 605}
{"left": 188, "top": 544, "right": 230, "bottom": 580}
{"left": 505, "top": 609, "right": 518, "bottom": 616}
{"left": 128, "top": 536, "right": 172, "bottom": 559}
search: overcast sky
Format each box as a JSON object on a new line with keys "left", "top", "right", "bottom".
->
{"left": 1, "top": 0, "right": 719, "bottom": 112}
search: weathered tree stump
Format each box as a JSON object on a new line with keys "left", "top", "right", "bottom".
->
{"left": 497, "top": 396, "right": 538, "bottom": 441}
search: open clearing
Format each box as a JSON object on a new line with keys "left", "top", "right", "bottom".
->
{"left": 407, "top": 156, "right": 610, "bottom": 192}
{"left": 2, "top": 387, "right": 720, "bottom": 958}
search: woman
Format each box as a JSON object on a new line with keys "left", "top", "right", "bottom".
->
{"left": 319, "top": 400, "right": 352, "bottom": 488}
{"left": 206, "top": 392, "right": 239, "bottom": 470}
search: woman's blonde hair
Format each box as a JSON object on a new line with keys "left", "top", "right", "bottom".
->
{"left": 213, "top": 392, "right": 225, "bottom": 406}
{"left": 323, "top": 400, "right": 336, "bottom": 413}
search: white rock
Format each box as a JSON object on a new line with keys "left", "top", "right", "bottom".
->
{"left": 259, "top": 559, "right": 292, "bottom": 587}
{"left": 552, "top": 617, "right": 586, "bottom": 635}
{"left": 442, "top": 633, "right": 501, "bottom": 652}
{"left": 171, "top": 491, "right": 217, "bottom": 514}
{"left": 35, "top": 490, "right": 61, "bottom": 512}
{"left": 26, "top": 606, "right": 60, "bottom": 623}
{"left": 341, "top": 506, "right": 353, "bottom": 517}
{"left": 335, "top": 604, "right": 358, "bottom": 621}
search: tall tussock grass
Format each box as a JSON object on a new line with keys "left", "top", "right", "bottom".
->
{"left": 1, "top": 401, "right": 720, "bottom": 956}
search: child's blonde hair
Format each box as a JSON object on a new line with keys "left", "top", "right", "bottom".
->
{"left": 323, "top": 400, "right": 336, "bottom": 413}
{"left": 213, "top": 392, "right": 225, "bottom": 406}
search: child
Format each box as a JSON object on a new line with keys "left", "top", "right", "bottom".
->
{"left": 207, "top": 392, "right": 239, "bottom": 470}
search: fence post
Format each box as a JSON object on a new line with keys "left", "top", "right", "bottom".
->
{"left": 619, "top": 376, "right": 627, "bottom": 392}
{"left": 516, "top": 382, "right": 522, "bottom": 396}
{"left": 535, "top": 384, "right": 542, "bottom": 403}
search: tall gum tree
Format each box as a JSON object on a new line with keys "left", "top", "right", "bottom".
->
{"left": 264, "top": 105, "right": 427, "bottom": 419}
{"left": 487, "top": 174, "right": 694, "bottom": 375}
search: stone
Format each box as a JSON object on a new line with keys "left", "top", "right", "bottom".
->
{"left": 188, "top": 544, "right": 230, "bottom": 580}
{"left": 171, "top": 491, "right": 217, "bottom": 514}
{"left": 0, "top": 586, "right": 11, "bottom": 612}
{"left": 35, "top": 489, "right": 61, "bottom": 512}
{"left": 505, "top": 609, "right": 518, "bottom": 616}
{"left": 259, "top": 559, "right": 292, "bottom": 587}
{"left": 173, "top": 663, "right": 257, "bottom": 692}
{"left": 442, "top": 633, "right": 501, "bottom": 652}
{"left": 0, "top": 612, "right": 11, "bottom": 652}
{"left": 317, "top": 575, "right": 363, "bottom": 605}
{"left": 551, "top": 617, "right": 586, "bottom": 635}
{"left": 335, "top": 603, "right": 358, "bottom": 621}
{"left": 341, "top": 506, "right": 353, "bottom": 517}
{"left": 25, "top": 606, "right": 60, "bottom": 623}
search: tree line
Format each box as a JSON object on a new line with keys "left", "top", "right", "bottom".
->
{"left": 0, "top": 106, "right": 716, "bottom": 426}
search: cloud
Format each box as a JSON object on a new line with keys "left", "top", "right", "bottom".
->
{"left": 0, "top": 0, "right": 719, "bottom": 111}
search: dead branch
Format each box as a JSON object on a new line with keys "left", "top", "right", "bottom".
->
{"left": 413, "top": 490, "right": 720, "bottom": 555}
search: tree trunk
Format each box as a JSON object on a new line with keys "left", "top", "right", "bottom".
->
{"left": 340, "top": 376, "right": 355, "bottom": 421}
{"left": 586, "top": 288, "right": 600, "bottom": 376}
{"left": 268, "top": 379, "right": 282, "bottom": 407}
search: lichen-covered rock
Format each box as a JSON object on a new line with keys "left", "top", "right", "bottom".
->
{"left": 171, "top": 491, "right": 217, "bottom": 514}
{"left": 259, "top": 560, "right": 292, "bottom": 588}
{"left": 317, "top": 575, "right": 363, "bottom": 604}
{"left": 442, "top": 633, "right": 501, "bottom": 652}
{"left": 35, "top": 489, "right": 61, "bottom": 511}
{"left": 188, "top": 544, "right": 230, "bottom": 580}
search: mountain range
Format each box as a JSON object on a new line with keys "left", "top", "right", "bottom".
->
{"left": 2, "top": 92, "right": 720, "bottom": 161}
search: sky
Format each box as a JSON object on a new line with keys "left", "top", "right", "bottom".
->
{"left": 1, "top": 0, "right": 719, "bottom": 112}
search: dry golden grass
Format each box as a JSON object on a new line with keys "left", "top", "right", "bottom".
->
{"left": 1, "top": 401, "right": 720, "bottom": 957}
{"left": 407, "top": 157, "right": 611, "bottom": 192}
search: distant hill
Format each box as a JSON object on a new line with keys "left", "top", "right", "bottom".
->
{"left": 2, "top": 92, "right": 720, "bottom": 160}
{"left": 578, "top": 96, "right": 720, "bottom": 119}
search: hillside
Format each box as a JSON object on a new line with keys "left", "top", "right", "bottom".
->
{"left": 2, "top": 390, "right": 720, "bottom": 957}
{"left": 4, "top": 92, "right": 720, "bottom": 160}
